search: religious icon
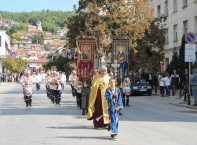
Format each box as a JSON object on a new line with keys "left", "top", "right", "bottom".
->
{"left": 81, "top": 45, "right": 91, "bottom": 60}
{"left": 116, "top": 45, "right": 126, "bottom": 62}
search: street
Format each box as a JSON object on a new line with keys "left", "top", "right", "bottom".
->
{"left": 0, "top": 82, "right": 197, "bottom": 145}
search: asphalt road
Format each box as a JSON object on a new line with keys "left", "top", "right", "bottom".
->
{"left": 0, "top": 82, "right": 197, "bottom": 145}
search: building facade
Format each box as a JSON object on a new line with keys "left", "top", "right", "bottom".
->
{"left": 0, "top": 30, "right": 11, "bottom": 73}
{"left": 151, "top": 0, "right": 197, "bottom": 70}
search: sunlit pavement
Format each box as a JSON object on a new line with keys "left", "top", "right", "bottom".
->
{"left": 0, "top": 82, "right": 197, "bottom": 145}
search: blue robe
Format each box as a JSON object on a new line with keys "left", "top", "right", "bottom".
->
{"left": 105, "top": 87, "right": 123, "bottom": 134}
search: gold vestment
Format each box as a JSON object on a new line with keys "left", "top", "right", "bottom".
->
{"left": 87, "top": 73, "right": 111, "bottom": 124}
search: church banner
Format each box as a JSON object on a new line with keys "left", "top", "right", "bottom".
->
{"left": 112, "top": 39, "right": 130, "bottom": 81}
{"left": 76, "top": 38, "right": 96, "bottom": 80}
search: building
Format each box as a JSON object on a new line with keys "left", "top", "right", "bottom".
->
{"left": 151, "top": 0, "right": 197, "bottom": 70}
{"left": 0, "top": 30, "right": 11, "bottom": 73}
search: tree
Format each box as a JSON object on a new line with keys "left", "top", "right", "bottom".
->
{"left": 2, "top": 55, "right": 15, "bottom": 71}
{"left": 178, "top": 35, "right": 188, "bottom": 74}
{"left": 10, "top": 23, "right": 28, "bottom": 33}
{"left": 2, "top": 56, "right": 27, "bottom": 73}
{"left": 32, "top": 33, "right": 44, "bottom": 45}
{"left": 67, "top": 0, "right": 154, "bottom": 53}
{"left": 11, "top": 33, "right": 22, "bottom": 41}
{"left": 166, "top": 51, "right": 179, "bottom": 74}
{"left": 66, "top": 14, "right": 86, "bottom": 47}
{"left": 131, "top": 19, "right": 166, "bottom": 72}
{"left": 13, "top": 58, "right": 27, "bottom": 73}
{"left": 43, "top": 56, "right": 76, "bottom": 72}
{"left": 63, "top": 61, "right": 77, "bottom": 73}
{"left": 1, "top": 11, "right": 76, "bottom": 34}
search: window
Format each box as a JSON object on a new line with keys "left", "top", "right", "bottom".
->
{"left": 173, "top": 0, "right": 178, "bottom": 12}
{"left": 183, "top": 20, "right": 188, "bottom": 34}
{"left": 165, "top": 0, "right": 168, "bottom": 16}
{"left": 157, "top": 5, "right": 161, "bottom": 18}
{"left": 174, "top": 24, "right": 178, "bottom": 41}
{"left": 165, "top": 58, "right": 169, "bottom": 68}
{"left": 183, "top": 0, "right": 188, "bottom": 7}
{"left": 165, "top": 28, "right": 169, "bottom": 44}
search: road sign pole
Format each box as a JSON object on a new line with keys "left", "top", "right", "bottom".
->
{"left": 188, "top": 62, "right": 191, "bottom": 105}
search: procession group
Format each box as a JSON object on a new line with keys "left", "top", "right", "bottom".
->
{"left": 20, "top": 70, "right": 67, "bottom": 106}
{"left": 69, "top": 65, "right": 132, "bottom": 140}
{"left": 19, "top": 65, "right": 131, "bottom": 140}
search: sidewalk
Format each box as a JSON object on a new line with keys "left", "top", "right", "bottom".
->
{"left": 152, "top": 89, "right": 197, "bottom": 110}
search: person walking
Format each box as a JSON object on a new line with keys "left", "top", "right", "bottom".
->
{"left": 159, "top": 74, "right": 165, "bottom": 97}
{"left": 191, "top": 68, "right": 197, "bottom": 106}
{"left": 104, "top": 78, "right": 123, "bottom": 140}
{"left": 87, "top": 65, "right": 111, "bottom": 129}
{"left": 171, "top": 70, "right": 180, "bottom": 96}
{"left": 164, "top": 73, "right": 171, "bottom": 97}
{"left": 122, "top": 78, "right": 131, "bottom": 106}
{"left": 146, "top": 70, "right": 153, "bottom": 89}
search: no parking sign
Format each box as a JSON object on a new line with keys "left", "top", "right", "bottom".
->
{"left": 185, "top": 32, "right": 196, "bottom": 44}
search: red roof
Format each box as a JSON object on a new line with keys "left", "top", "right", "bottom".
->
{"left": 31, "top": 30, "right": 43, "bottom": 33}
{"left": 27, "top": 59, "right": 48, "bottom": 63}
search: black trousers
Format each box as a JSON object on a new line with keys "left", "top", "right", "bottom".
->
{"left": 24, "top": 95, "right": 32, "bottom": 106}
{"left": 122, "top": 93, "right": 130, "bottom": 106}
{"left": 76, "top": 92, "right": 82, "bottom": 108}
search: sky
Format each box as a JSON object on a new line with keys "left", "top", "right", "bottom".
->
{"left": 0, "top": 0, "right": 79, "bottom": 12}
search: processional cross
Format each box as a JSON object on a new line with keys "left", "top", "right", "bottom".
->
{"left": 111, "top": 59, "right": 120, "bottom": 80}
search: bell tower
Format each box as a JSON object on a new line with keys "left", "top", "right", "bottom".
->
{"left": 36, "top": 20, "right": 43, "bottom": 31}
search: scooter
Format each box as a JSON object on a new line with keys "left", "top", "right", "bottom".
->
{"left": 24, "top": 87, "right": 33, "bottom": 107}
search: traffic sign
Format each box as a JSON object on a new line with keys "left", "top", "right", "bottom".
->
{"left": 184, "top": 44, "right": 196, "bottom": 62}
{"left": 185, "top": 32, "right": 196, "bottom": 44}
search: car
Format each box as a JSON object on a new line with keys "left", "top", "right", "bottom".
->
{"left": 129, "top": 77, "right": 152, "bottom": 96}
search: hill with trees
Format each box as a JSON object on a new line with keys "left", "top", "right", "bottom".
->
{"left": 1, "top": 10, "right": 76, "bottom": 33}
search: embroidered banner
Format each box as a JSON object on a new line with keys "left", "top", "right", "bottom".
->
{"left": 112, "top": 39, "right": 130, "bottom": 81}
{"left": 76, "top": 38, "right": 96, "bottom": 80}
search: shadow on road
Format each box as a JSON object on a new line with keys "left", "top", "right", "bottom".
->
{"left": 56, "top": 136, "right": 111, "bottom": 140}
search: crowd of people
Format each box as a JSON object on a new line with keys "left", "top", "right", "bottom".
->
{"left": 0, "top": 72, "right": 20, "bottom": 82}
{"left": 139, "top": 68, "right": 197, "bottom": 106}
{"left": 4, "top": 65, "right": 197, "bottom": 140}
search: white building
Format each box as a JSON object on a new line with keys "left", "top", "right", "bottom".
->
{"left": 151, "top": 0, "right": 197, "bottom": 70}
{"left": 0, "top": 30, "right": 11, "bottom": 73}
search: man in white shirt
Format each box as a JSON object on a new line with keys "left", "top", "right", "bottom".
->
{"left": 35, "top": 72, "right": 42, "bottom": 90}
{"left": 60, "top": 72, "right": 66, "bottom": 90}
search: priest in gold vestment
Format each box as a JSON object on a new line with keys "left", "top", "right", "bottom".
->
{"left": 87, "top": 65, "right": 111, "bottom": 129}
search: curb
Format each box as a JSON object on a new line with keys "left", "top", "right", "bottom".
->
{"left": 170, "top": 102, "right": 197, "bottom": 110}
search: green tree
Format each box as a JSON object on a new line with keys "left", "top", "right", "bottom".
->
{"left": 178, "top": 35, "right": 188, "bottom": 74}
{"left": 2, "top": 55, "right": 27, "bottom": 73}
{"left": 11, "top": 33, "right": 22, "bottom": 41}
{"left": 66, "top": 14, "right": 86, "bottom": 47}
{"left": 43, "top": 56, "right": 75, "bottom": 72}
{"left": 42, "top": 22, "right": 57, "bottom": 34}
{"left": 1, "top": 10, "right": 76, "bottom": 34}
{"left": 166, "top": 51, "right": 179, "bottom": 74}
{"left": 2, "top": 55, "right": 15, "bottom": 71}
{"left": 32, "top": 33, "right": 44, "bottom": 44}
{"left": 132, "top": 19, "right": 166, "bottom": 71}
{"left": 13, "top": 58, "right": 27, "bottom": 73}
